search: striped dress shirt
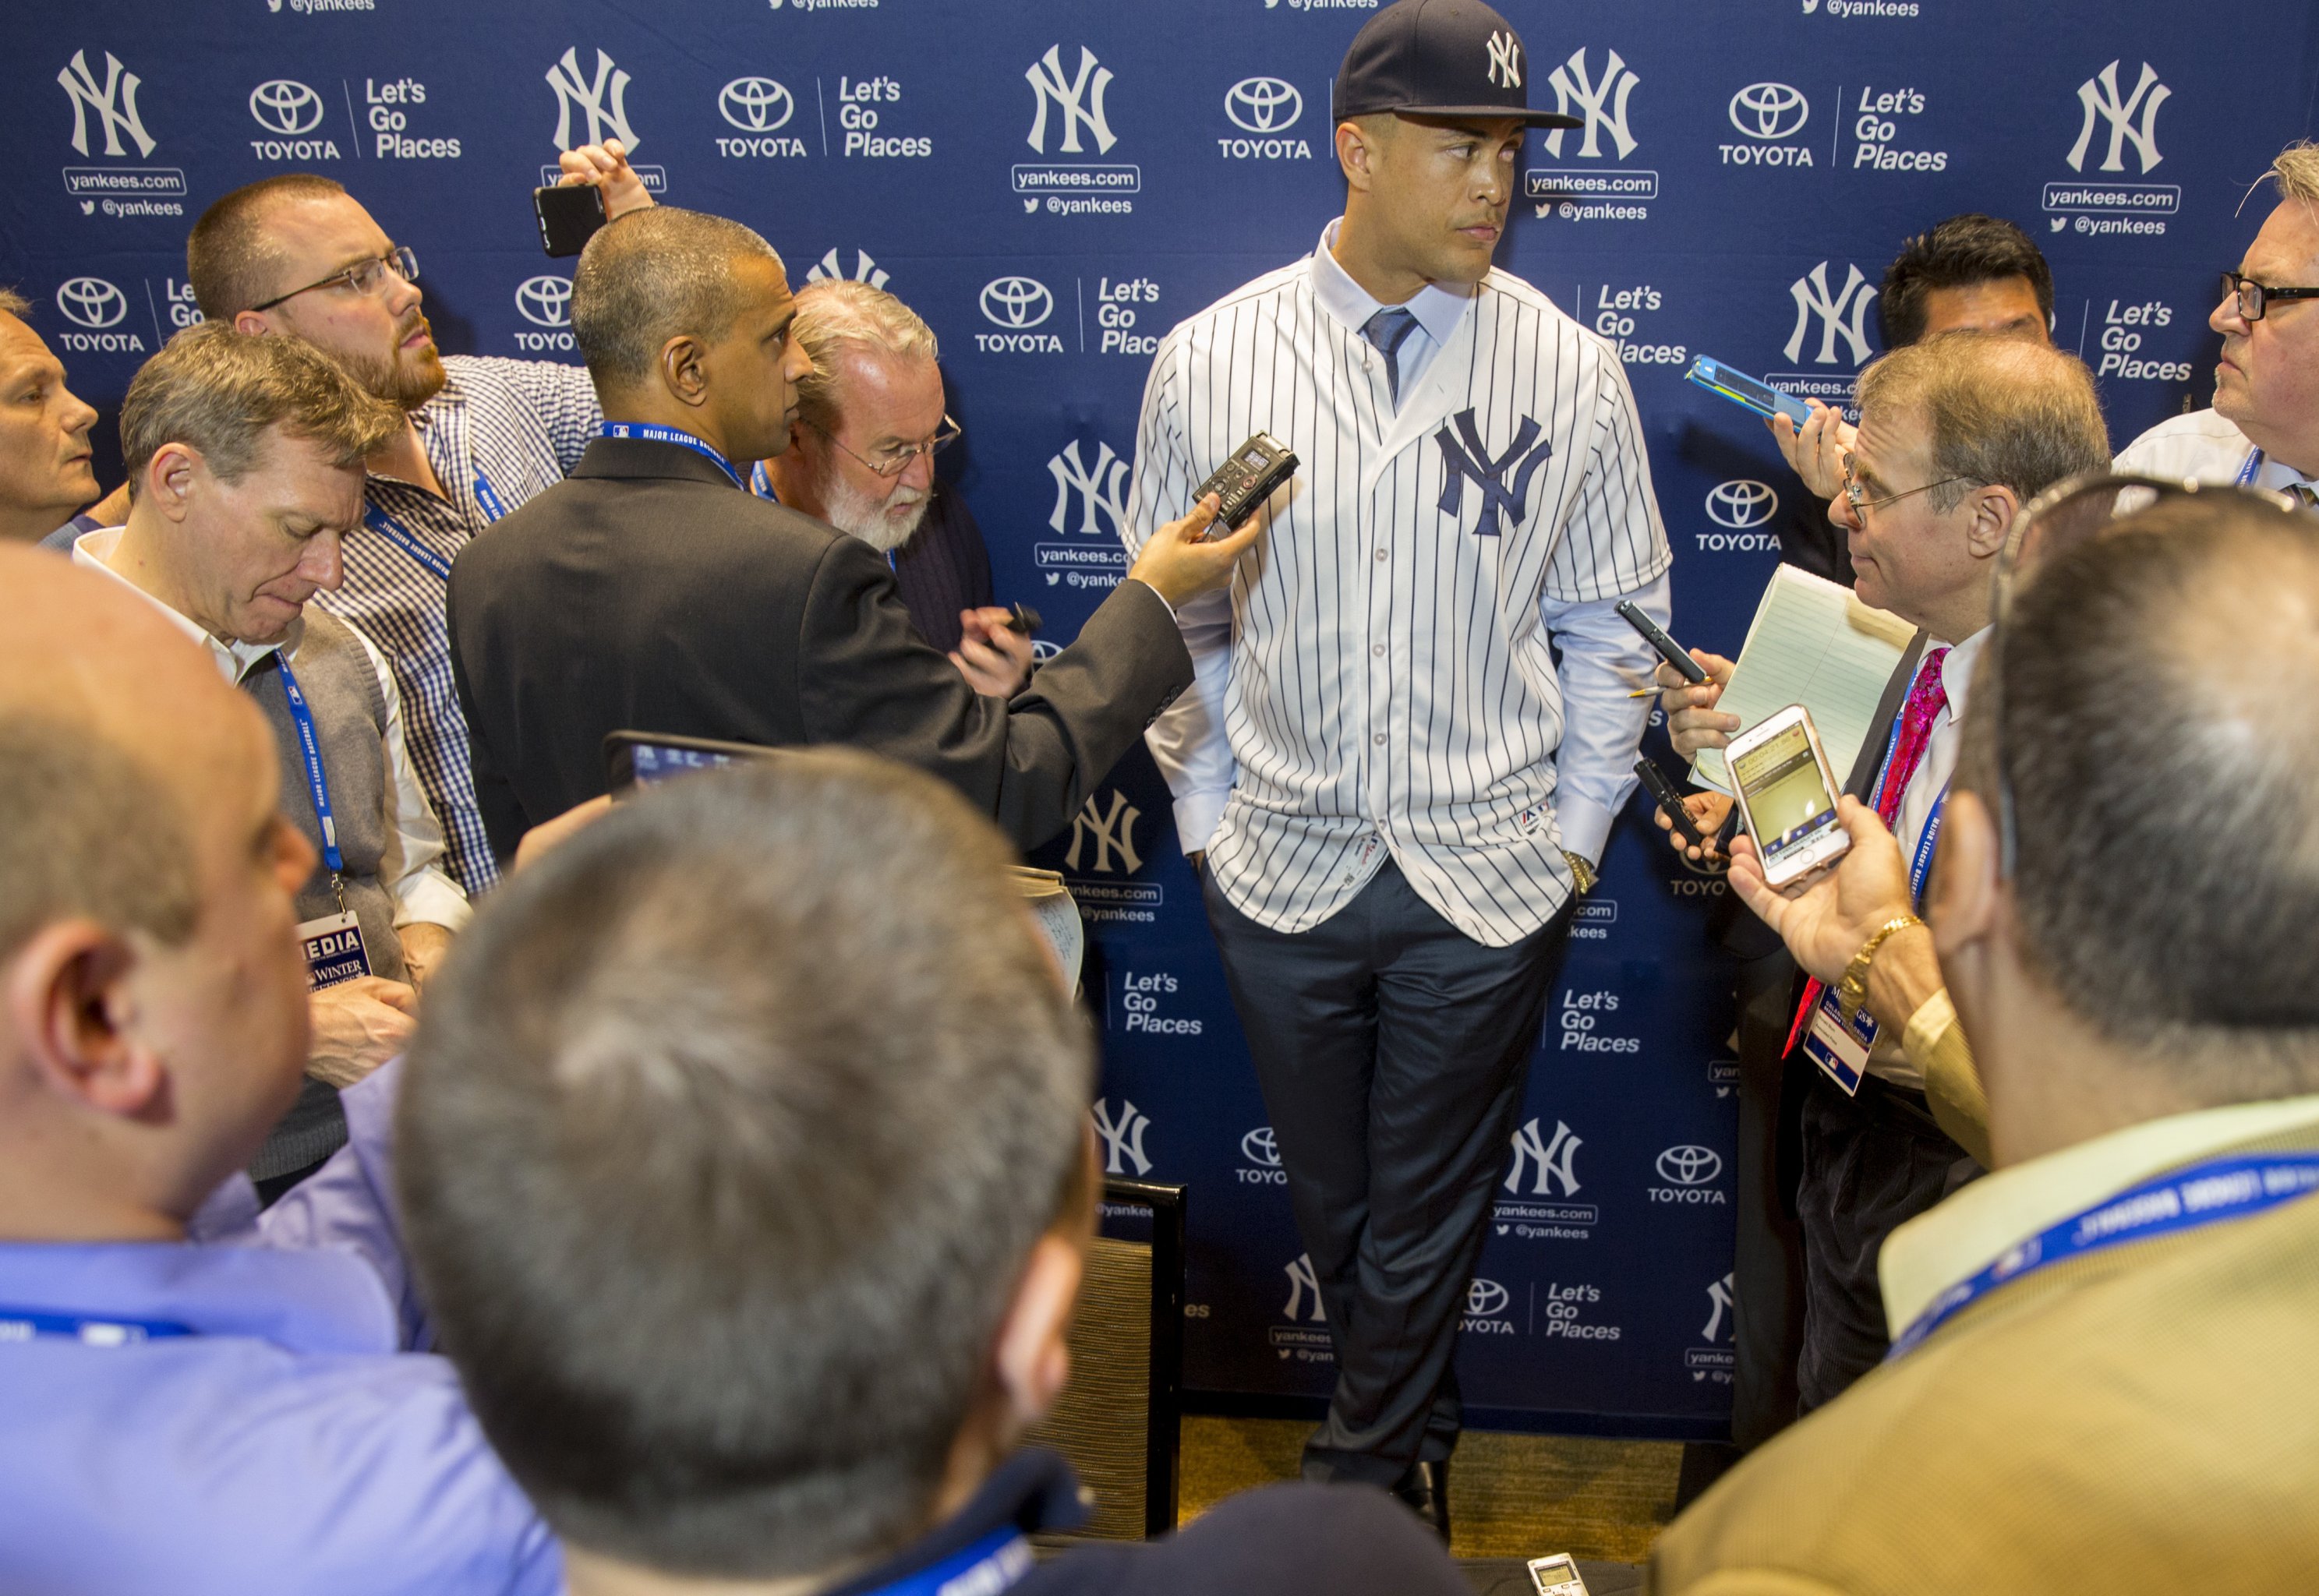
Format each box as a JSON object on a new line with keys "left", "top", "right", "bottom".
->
{"left": 314, "top": 356, "right": 600, "bottom": 895}
{"left": 1125, "top": 225, "right": 1672, "bottom": 947}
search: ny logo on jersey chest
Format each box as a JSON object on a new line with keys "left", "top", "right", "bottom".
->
{"left": 1434, "top": 408, "right": 1553, "bottom": 537}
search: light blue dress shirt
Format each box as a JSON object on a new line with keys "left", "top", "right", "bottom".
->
{"left": 0, "top": 1059, "right": 560, "bottom": 1595}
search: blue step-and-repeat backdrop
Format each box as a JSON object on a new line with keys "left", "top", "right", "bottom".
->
{"left": 7, "top": 0, "right": 2314, "bottom": 1439}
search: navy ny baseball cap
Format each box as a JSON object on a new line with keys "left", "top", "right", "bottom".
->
{"left": 1331, "top": 0, "right": 1581, "bottom": 129}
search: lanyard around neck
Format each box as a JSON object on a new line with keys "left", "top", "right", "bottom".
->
{"left": 273, "top": 654, "right": 348, "bottom": 906}
{"left": 599, "top": 422, "right": 744, "bottom": 489}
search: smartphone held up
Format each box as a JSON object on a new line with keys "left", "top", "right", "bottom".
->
{"left": 1726, "top": 704, "right": 1849, "bottom": 888}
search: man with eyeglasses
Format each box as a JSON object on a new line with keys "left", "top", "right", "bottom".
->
{"left": 186, "top": 141, "right": 653, "bottom": 899}
{"left": 1656, "top": 334, "right": 2110, "bottom": 1414}
{"left": 754, "top": 280, "right": 1030, "bottom": 695}
{"left": 1651, "top": 484, "right": 2319, "bottom": 1594}
{"left": 2116, "top": 142, "right": 2319, "bottom": 511}
{"left": 448, "top": 207, "right": 1259, "bottom": 861}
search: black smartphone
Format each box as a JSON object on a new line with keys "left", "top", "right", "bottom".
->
{"left": 534, "top": 184, "right": 608, "bottom": 258}
{"left": 604, "top": 729, "right": 790, "bottom": 797}
{"left": 1633, "top": 758, "right": 1709, "bottom": 849}
{"left": 1003, "top": 603, "right": 1043, "bottom": 637}
{"left": 1615, "top": 599, "right": 1709, "bottom": 686}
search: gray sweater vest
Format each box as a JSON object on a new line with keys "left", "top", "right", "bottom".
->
{"left": 242, "top": 609, "right": 408, "bottom": 1179}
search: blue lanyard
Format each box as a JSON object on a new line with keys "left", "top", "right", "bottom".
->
{"left": 273, "top": 655, "right": 345, "bottom": 881}
{"left": 751, "top": 458, "right": 774, "bottom": 498}
{"left": 361, "top": 469, "right": 507, "bottom": 582}
{"left": 1888, "top": 1152, "right": 2319, "bottom": 1360}
{"left": 0, "top": 1308, "right": 196, "bottom": 1344}
{"left": 2238, "top": 447, "right": 2264, "bottom": 487}
{"left": 599, "top": 422, "right": 744, "bottom": 489}
{"left": 858, "top": 1527, "right": 1031, "bottom": 1596}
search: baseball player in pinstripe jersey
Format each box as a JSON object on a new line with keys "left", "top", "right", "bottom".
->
{"left": 1123, "top": 0, "right": 1673, "bottom": 1531}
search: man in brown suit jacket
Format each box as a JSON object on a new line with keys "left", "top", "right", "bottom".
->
{"left": 1652, "top": 488, "right": 2319, "bottom": 1592}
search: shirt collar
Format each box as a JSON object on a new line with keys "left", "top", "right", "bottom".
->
{"left": 1928, "top": 623, "right": 1989, "bottom": 724}
{"left": 822, "top": 1449, "right": 1086, "bottom": 1596}
{"left": 71, "top": 526, "right": 294, "bottom": 685}
{"left": 1309, "top": 217, "right": 1475, "bottom": 348}
{"left": 0, "top": 1236, "right": 401, "bottom": 1355}
{"left": 1882, "top": 1092, "right": 2319, "bottom": 1337}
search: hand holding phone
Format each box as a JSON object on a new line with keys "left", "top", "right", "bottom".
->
{"left": 1725, "top": 704, "right": 1850, "bottom": 888}
{"left": 534, "top": 184, "right": 608, "bottom": 258}
{"left": 1617, "top": 600, "right": 1708, "bottom": 685}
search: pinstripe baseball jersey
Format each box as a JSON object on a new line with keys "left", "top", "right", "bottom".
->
{"left": 1125, "top": 225, "right": 1671, "bottom": 946}
{"left": 313, "top": 355, "right": 600, "bottom": 896}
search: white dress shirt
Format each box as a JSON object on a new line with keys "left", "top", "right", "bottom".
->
{"left": 1863, "top": 623, "right": 1987, "bottom": 1090}
{"left": 72, "top": 527, "right": 470, "bottom": 932}
{"left": 2114, "top": 407, "right": 2318, "bottom": 496}
{"left": 1126, "top": 221, "right": 1673, "bottom": 947}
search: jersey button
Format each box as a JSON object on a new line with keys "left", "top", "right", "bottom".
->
{"left": 1373, "top": 733, "right": 1387, "bottom": 746}
{"left": 1373, "top": 548, "right": 1388, "bottom": 562}
{"left": 1372, "top": 644, "right": 1385, "bottom": 657}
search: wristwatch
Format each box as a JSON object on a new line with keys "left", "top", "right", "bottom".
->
{"left": 1562, "top": 850, "right": 1598, "bottom": 895}
{"left": 1836, "top": 914, "right": 1923, "bottom": 1026}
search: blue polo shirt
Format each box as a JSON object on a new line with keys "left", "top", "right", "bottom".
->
{"left": 0, "top": 1061, "right": 559, "bottom": 1595}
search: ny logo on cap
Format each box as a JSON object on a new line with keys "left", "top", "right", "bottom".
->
{"left": 1486, "top": 30, "right": 1522, "bottom": 90}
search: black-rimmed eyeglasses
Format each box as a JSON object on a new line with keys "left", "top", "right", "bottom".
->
{"left": 1840, "top": 452, "right": 1975, "bottom": 516}
{"left": 809, "top": 415, "right": 962, "bottom": 479}
{"left": 249, "top": 245, "right": 419, "bottom": 313}
{"left": 2218, "top": 270, "right": 2319, "bottom": 323}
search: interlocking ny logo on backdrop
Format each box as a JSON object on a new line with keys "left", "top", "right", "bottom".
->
{"left": 806, "top": 249, "right": 889, "bottom": 289}
{"left": 1025, "top": 44, "right": 1115, "bottom": 154}
{"left": 1282, "top": 1253, "right": 1326, "bottom": 1322}
{"left": 55, "top": 278, "right": 127, "bottom": 330}
{"left": 514, "top": 276, "right": 571, "bottom": 327}
{"left": 2066, "top": 60, "right": 2168, "bottom": 174}
{"left": 719, "top": 77, "right": 795, "bottom": 133}
{"left": 981, "top": 276, "right": 1054, "bottom": 328}
{"left": 58, "top": 50, "right": 156, "bottom": 157}
{"left": 1706, "top": 479, "right": 1778, "bottom": 528}
{"left": 546, "top": 48, "right": 640, "bottom": 154}
{"left": 1504, "top": 1117, "right": 1583, "bottom": 1197}
{"left": 1435, "top": 409, "right": 1552, "bottom": 537}
{"left": 1701, "top": 1273, "right": 1736, "bottom": 1343}
{"left": 1728, "top": 81, "right": 1808, "bottom": 141}
{"left": 1047, "top": 440, "right": 1131, "bottom": 539}
{"left": 1543, "top": 48, "right": 1639, "bottom": 160}
{"left": 1065, "top": 789, "right": 1143, "bottom": 875}
{"left": 1785, "top": 262, "right": 1878, "bottom": 365}
{"left": 1090, "top": 1097, "right": 1152, "bottom": 1177}
{"left": 1225, "top": 76, "right": 1301, "bottom": 133}
{"left": 249, "top": 79, "right": 323, "bottom": 137}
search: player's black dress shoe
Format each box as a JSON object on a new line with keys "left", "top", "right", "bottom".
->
{"left": 1391, "top": 1458, "right": 1451, "bottom": 1544}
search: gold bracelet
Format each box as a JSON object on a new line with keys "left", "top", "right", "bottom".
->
{"left": 1836, "top": 914, "right": 1924, "bottom": 1026}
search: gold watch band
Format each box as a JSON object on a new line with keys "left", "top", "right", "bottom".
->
{"left": 1563, "top": 850, "right": 1598, "bottom": 895}
{"left": 1836, "top": 914, "right": 1924, "bottom": 1026}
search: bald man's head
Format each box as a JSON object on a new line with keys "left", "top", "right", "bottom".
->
{"left": 0, "top": 546, "right": 317, "bottom": 1232}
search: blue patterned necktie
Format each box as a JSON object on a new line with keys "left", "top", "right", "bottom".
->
{"left": 1361, "top": 306, "right": 1421, "bottom": 408}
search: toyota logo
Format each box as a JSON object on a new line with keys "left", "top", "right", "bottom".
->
{"left": 1656, "top": 1146, "right": 1723, "bottom": 1185}
{"left": 1705, "top": 478, "right": 1778, "bottom": 528}
{"left": 1225, "top": 76, "right": 1303, "bottom": 134}
{"left": 718, "top": 76, "right": 795, "bottom": 133}
{"left": 249, "top": 79, "right": 325, "bottom": 136}
{"left": 55, "top": 277, "right": 127, "bottom": 330}
{"left": 1728, "top": 82, "right": 1808, "bottom": 141}
{"left": 980, "top": 276, "right": 1054, "bottom": 330}
{"left": 514, "top": 275, "right": 574, "bottom": 328}
{"left": 1241, "top": 1126, "right": 1280, "bottom": 1167}
{"left": 1465, "top": 1279, "right": 1510, "bottom": 1318}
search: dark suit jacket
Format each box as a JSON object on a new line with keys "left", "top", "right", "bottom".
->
{"left": 447, "top": 436, "right": 1190, "bottom": 860}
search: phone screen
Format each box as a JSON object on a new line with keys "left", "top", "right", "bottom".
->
{"left": 1733, "top": 722, "right": 1839, "bottom": 866}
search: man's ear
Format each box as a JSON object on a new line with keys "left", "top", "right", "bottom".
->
{"left": 145, "top": 443, "right": 203, "bottom": 525}
{"left": 1965, "top": 482, "right": 2020, "bottom": 562}
{"left": 1927, "top": 789, "right": 2006, "bottom": 986}
{"left": 231, "top": 309, "right": 278, "bottom": 337}
{"left": 2, "top": 921, "right": 168, "bottom": 1120}
{"left": 1336, "top": 118, "right": 1379, "bottom": 193}
{"left": 658, "top": 334, "right": 712, "bottom": 410}
{"left": 992, "top": 1231, "right": 1084, "bottom": 1435}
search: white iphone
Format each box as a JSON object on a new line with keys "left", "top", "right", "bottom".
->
{"left": 1726, "top": 704, "right": 1850, "bottom": 888}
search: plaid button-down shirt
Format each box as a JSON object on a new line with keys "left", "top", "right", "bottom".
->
{"left": 313, "top": 355, "right": 599, "bottom": 894}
